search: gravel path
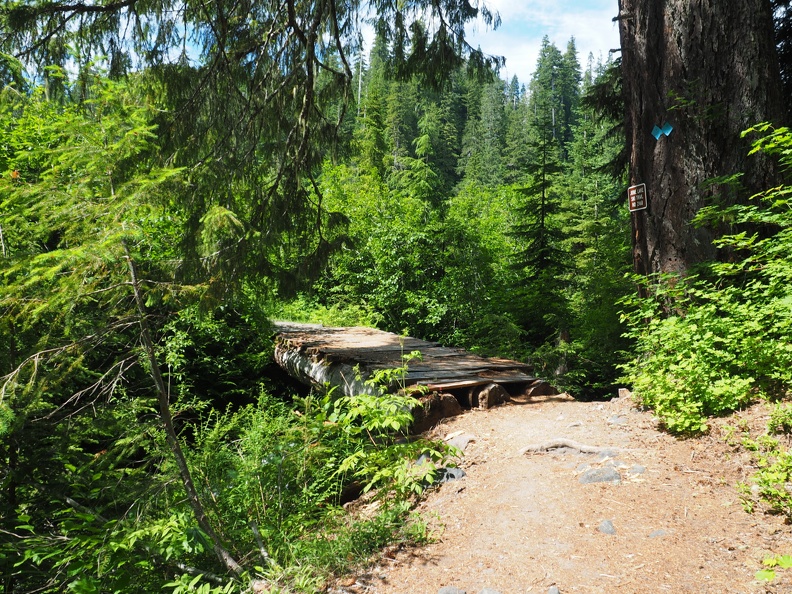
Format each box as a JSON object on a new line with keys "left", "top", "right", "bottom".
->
{"left": 333, "top": 394, "right": 792, "bottom": 594}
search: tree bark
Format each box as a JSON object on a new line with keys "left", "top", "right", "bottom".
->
{"left": 617, "top": 0, "right": 785, "bottom": 275}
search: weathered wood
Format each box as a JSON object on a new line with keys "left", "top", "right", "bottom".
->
{"left": 272, "top": 322, "right": 541, "bottom": 398}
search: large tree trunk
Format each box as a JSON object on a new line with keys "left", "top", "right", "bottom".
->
{"left": 617, "top": 0, "right": 785, "bottom": 275}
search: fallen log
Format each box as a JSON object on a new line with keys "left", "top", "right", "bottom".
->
{"left": 273, "top": 342, "right": 376, "bottom": 396}
{"left": 273, "top": 322, "right": 543, "bottom": 399}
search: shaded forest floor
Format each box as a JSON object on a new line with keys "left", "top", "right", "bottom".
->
{"left": 333, "top": 394, "right": 791, "bottom": 594}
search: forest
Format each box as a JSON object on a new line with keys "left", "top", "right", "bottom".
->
{"left": 2, "top": 0, "right": 792, "bottom": 592}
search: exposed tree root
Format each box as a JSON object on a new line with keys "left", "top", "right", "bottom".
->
{"left": 519, "top": 438, "right": 616, "bottom": 455}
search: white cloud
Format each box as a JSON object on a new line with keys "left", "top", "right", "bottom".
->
{"left": 467, "top": 0, "right": 622, "bottom": 84}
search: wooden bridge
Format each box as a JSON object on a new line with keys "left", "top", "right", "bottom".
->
{"left": 273, "top": 322, "right": 555, "bottom": 408}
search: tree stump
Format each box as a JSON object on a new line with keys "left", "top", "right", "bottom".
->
{"left": 472, "top": 383, "right": 510, "bottom": 410}
{"left": 412, "top": 392, "right": 463, "bottom": 433}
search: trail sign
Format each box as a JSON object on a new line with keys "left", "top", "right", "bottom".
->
{"left": 628, "top": 183, "right": 647, "bottom": 211}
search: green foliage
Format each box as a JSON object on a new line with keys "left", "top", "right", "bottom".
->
{"left": 288, "top": 51, "right": 632, "bottom": 395}
{"left": 756, "top": 554, "right": 792, "bottom": 582}
{"left": 0, "top": 74, "right": 448, "bottom": 593}
{"left": 182, "top": 384, "right": 449, "bottom": 588}
{"left": 768, "top": 403, "right": 792, "bottom": 434}
{"left": 5, "top": 380, "right": 446, "bottom": 592}
{"left": 0, "top": 10, "right": 644, "bottom": 594}
{"left": 1, "top": 0, "right": 499, "bottom": 277}
{"left": 161, "top": 303, "right": 274, "bottom": 407}
{"left": 739, "top": 433, "right": 792, "bottom": 518}
{"left": 620, "top": 279, "right": 759, "bottom": 433}
{"left": 727, "top": 405, "right": 792, "bottom": 569}
{"left": 328, "top": 351, "right": 456, "bottom": 498}
{"left": 271, "top": 294, "right": 382, "bottom": 328}
{"left": 310, "top": 162, "right": 512, "bottom": 346}
{"left": 508, "top": 50, "right": 630, "bottom": 394}
{"left": 165, "top": 575, "right": 237, "bottom": 594}
{"left": 1, "top": 79, "right": 189, "bottom": 594}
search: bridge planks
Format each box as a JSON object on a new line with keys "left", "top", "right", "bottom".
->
{"left": 273, "top": 322, "right": 536, "bottom": 392}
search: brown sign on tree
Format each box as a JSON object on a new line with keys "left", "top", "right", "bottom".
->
{"left": 628, "top": 183, "right": 647, "bottom": 211}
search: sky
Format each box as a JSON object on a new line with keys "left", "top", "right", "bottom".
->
{"left": 465, "top": 0, "right": 622, "bottom": 85}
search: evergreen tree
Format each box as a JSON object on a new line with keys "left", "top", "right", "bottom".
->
{"left": 559, "top": 38, "right": 582, "bottom": 150}
{"left": 509, "top": 91, "right": 567, "bottom": 349}
{"left": 527, "top": 36, "right": 581, "bottom": 159}
{"left": 503, "top": 76, "right": 533, "bottom": 185}
{"left": 458, "top": 79, "right": 506, "bottom": 187}
{"left": 425, "top": 79, "right": 466, "bottom": 196}
{"left": 1, "top": 0, "right": 502, "bottom": 297}
{"left": 354, "top": 35, "right": 389, "bottom": 177}
{"left": 555, "top": 57, "right": 632, "bottom": 395}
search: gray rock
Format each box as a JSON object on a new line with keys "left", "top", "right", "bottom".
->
{"left": 594, "top": 449, "right": 619, "bottom": 462}
{"left": 438, "top": 588, "right": 466, "bottom": 594}
{"left": 576, "top": 462, "right": 591, "bottom": 473}
{"left": 598, "top": 519, "right": 617, "bottom": 535}
{"left": 446, "top": 434, "right": 473, "bottom": 451}
{"left": 579, "top": 466, "right": 621, "bottom": 485}
{"left": 548, "top": 587, "right": 561, "bottom": 594}
{"left": 478, "top": 589, "right": 501, "bottom": 594}
{"left": 607, "top": 415, "right": 627, "bottom": 425}
{"left": 436, "top": 467, "right": 466, "bottom": 483}
{"left": 629, "top": 464, "right": 646, "bottom": 475}
{"left": 648, "top": 529, "right": 668, "bottom": 538}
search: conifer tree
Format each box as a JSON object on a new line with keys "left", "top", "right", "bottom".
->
{"left": 458, "top": 79, "right": 506, "bottom": 187}
{"left": 503, "top": 76, "right": 533, "bottom": 185}
{"left": 617, "top": 0, "right": 784, "bottom": 274}
{"left": 559, "top": 38, "right": 582, "bottom": 150}
{"left": 528, "top": 36, "right": 581, "bottom": 159}
{"left": 354, "top": 35, "right": 389, "bottom": 177}
{"left": 556, "top": 56, "right": 632, "bottom": 394}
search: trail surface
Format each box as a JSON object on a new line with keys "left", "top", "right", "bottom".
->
{"left": 338, "top": 394, "right": 791, "bottom": 594}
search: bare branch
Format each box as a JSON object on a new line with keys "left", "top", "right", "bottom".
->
{"left": 123, "top": 240, "right": 245, "bottom": 578}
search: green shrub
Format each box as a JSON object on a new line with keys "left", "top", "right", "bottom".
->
{"left": 621, "top": 279, "right": 760, "bottom": 433}
{"left": 769, "top": 403, "right": 792, "bottom": 434}
{"left": 739, "top": 433, "right": 792, "bottom": 518}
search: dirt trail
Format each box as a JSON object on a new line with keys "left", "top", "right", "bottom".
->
{"left": 343, "top": 394, "right": 792, "bottom": 594}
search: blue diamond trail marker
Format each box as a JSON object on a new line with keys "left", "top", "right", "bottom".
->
{"left": 652, "top": 121, "right": 674, "bottom": 140}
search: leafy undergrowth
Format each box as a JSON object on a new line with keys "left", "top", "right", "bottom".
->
{"left": 713, "top": 401, "right": 792, "bottom": 585}
{"left": 731, "top": 403, "right": 792, "bottom": 521}
{"left": 7, "top": 365, "right": 455, "bottom": 594}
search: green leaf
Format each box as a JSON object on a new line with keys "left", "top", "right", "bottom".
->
{"left": 776, "top": 555, "right": 792, "bottom": 569}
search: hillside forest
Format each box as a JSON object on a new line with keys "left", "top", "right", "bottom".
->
{"left": 3, "top": 0, "right": 792, "bottom": 592}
